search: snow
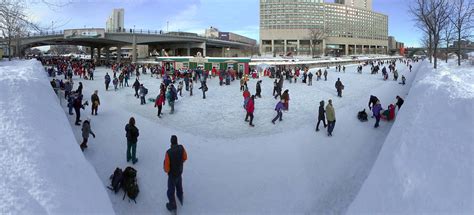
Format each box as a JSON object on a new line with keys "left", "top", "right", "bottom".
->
{"left": 348, "top": 60, "right": 474, "bottom": 214}
{"left": 57, "top": 58, "right": 420, "bottom": 214}
{"left": 0, "top": 60, "right": 114, "bottom": 214}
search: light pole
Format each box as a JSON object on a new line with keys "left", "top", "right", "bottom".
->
{"left": 167, "top": 21, "right": 169, "bottom": 33}
{"left": 133, "top": 25, "right": 135, "bottom": 33}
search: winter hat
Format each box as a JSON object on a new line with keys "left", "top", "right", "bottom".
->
{"left": 170, "top": 135, "right": 178, "bottom": 145}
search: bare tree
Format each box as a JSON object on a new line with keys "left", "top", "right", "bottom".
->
{"left": 0, "top": 0, "right": 40, "bottom": 60}
{"left": 308, "top": 28, "right": 326, "bottom": 57}
{"left": 441, "top": 20, "right": 456, "bottom": 62}
{"left": 410, "top": 0, "right": 451, "bottom": 69}
{"left": 449, "top": 0, "right": 473, "bottom": 66}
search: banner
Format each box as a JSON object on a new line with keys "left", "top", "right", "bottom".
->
{"left": 64, "top": 29, "right": 105, "bottom": 39}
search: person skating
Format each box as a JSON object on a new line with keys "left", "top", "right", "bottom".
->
{"left": 125, "top": 117, "right": 139, "bottom": 164}
{"left": 73, "top": 94, "right": 86, "bottom": 126}
{"left": 139, "top": 84, "right": 148, "bottom": 105}
{"left": 76, "top": 82, "right": 83, "bottom": 95}
{"left": 372, "top": 101, "right": 383, "bottom": 128}
{"left": 177, "top": 81, "right": 184, "bottom": 97}
{"left": 164, "top": 135, "right": 188, "bottom": 212}
{"left": 272, "top": 100, "right": 284, "bottom": 124}
{"left": 80, "top": 118, "right": 96, "bottom": 151}
{"left": 198, "top": 81, "right": 208, "bottom": 99}
{"left": 64, "top": 80, "right": 72, "bottom": 100}
{"left": 335, "top": 78, "right": 344, "bottom": 97}
{"left": 281, "top": 89, "right": 290, "bottom": 111}
{"left": 167, "top": 86, "right": 176, "bottom": 114}
{"left": 244, "top": 95, "right": 255, "bottom": 127}
{"left": 399, "top": 75, "right": 406, "bottom": 85}
{"left": 124, "top": 73, "right": 129, "bottom": 87}
{"left": 189, "top": 81, "right": 193, "bottom": 96}
{"left": 104, "top": 73, "right": 111, "bottom": 91}
{"left": 393, "top": 69, "right": 399, "bottom": 81}
{"left": 326, "top": 99, "right": 336, "bottom": 136}
{"left": 396, "top": 96, "right": 404, "bottom": 110}
{"left": 155, "top": 91, "right": 165, "bottom": 118}
{"left": 272, "top": 79, "right": 278, "bottom": 96}
{"left": 256, "top": 80, "right": 262, "bottom": 98}
{"left": 324, "top": 70, "right": 328, "bottom": 81}
{"left": 308, "top": 72, "right": 313, "bottom": 86}
{"left": 113, "top": 76, "right": 118, "bottom": 91}
{"left": 368, "top": 95, "right": 379, "bottom": 116}
{"left": 91, "top": 90, "right": 100, "bottom": 115}
{"left": 316, "top": 100, "right": 327, "bottom": 131}
{"left": 133, "top": 79, "right": 140, "bottom": 98}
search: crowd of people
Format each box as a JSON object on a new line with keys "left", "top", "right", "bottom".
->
{"left": 43, "top": 55, "right": 418, "bottom": 212}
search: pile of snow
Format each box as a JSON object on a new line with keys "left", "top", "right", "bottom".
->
{"left": 0, "top": 60, "right": 114, "bottom": 214}
{"left": 348, "top": 60, "right": 474, "bottom": 213}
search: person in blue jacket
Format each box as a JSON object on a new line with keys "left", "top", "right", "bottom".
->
{"left": 272, "top": 100, "right": 285, "bottom": 124}
{"left": 372, "top": 101, "right": 383, "bottom": 128}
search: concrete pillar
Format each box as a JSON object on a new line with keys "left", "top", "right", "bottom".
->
{"left": 187, "top": 44, "right": 191, "bottom": 56}
{"left": 200, "top": 42, "right": 207, "bottom": 57}
{"left": 117, "top": 46, "right": 122, "bottom": 62}
{"left": 368, "top": 45, "right": 371, "bottom": 54}
{"left": 91, "top": 47, "right": 95, "bottom": 61}
{"left": 105, "top": 47, "right": 110, "bottom": 62}
{"left": 222, "top": 47, "right": 225, "bottom": 57}
{"left": 132, "top": 34, "right": 137, "bottom": 63}
{"left": 354, "top": 45, "right": 357, "bottom": 55}
{"left": 296, "top": 40, "right": 300, "bottom": 56}
{"left": 271, "top": 40, "right": 275, "bottom": 54}
{"left": 345, "top": 44, "right": 349, "bottom": 56}
{"left": 97, "top": 47, "right": 101, "bottom": 63}
{"left": 284, "top": 40, "right": 287, "bottom": 54}
{"left": 309, "top": 40, "right": 313, "bottom": 56}
{"left": 322, "top": 39, "right": 326, "bottom": 56}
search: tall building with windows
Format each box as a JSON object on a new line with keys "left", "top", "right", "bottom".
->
{"left": 335, "top": 0, "right": 372, "bottom": 10}
{"left": 260, "top": 0, "right": 387, "bottom": 56}
{"left": 106, "top": 8, "right": 124, "bottom": 32}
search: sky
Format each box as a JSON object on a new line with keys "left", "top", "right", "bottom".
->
{"left": 26, "top": 0, "right": 422, "bottom": 47}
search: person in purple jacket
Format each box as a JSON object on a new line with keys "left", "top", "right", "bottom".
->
{"left": 272, "top": 100, "right": 285, "bottom": 124}
{"left": 372, "top": 101, "right": 383, "bottom": 128}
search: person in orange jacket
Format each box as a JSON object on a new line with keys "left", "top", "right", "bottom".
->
{"left": 164, "top": 135, "right": 188, "bottom": 212}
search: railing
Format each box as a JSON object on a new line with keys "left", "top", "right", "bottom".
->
{"left": 27, "top": 30, "right": 65, "bottom": 37}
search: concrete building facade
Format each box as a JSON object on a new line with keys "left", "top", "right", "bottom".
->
{"left": 260, "top": 0, "right": 388, "bottom": 56}
{"left": 205, "top": 27, "right": 257, "bottom": 45}
{"left": 335, "top": 0, "right": 372, "bottom": 10}
{"left": 106, "top": 8, "right": 124, "bottom": 32}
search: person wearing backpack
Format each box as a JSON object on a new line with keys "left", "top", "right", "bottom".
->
{"left": 139, "top": 84, "right": 147, "bottom": 105}
{"left": 164, "top": 135, "right": 188, "bottom": 212}
{"left": 80, "top": 118, "right": 96, "bottom": 151}
{"left": 125, "top": 117, "right": 139, "bottom": 164}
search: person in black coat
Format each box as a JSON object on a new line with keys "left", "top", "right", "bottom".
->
{"left": 255, "top": 80, "right": 262, "bottom": 98}
{"left": 73, "top": 94, "right": 85, "bottom": 126}
{"left": 316, "top": 100, "right": 327, "bottom": 131}
{"left": 335, "top": 78, "right": 343, "bottom": 97}
{"left": 368, "top": 95, "right": 379, "bottom": 110}
{"left": 164, "top": 135, "right": 188, "bottom": 211}
{"left": 76, "top": 82, "right": 83, "bottom": 95}
{"left": 396, "top": 96, "right": 404, "bottom": 110}
{"left": 132, "top": 79, "right": 140, "bottom": 98}
{"left": 125, "top": 117, "right": 139, "bottom": 164}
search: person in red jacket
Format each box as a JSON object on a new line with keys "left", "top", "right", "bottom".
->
{"left": 154, "top": 91, "right": 166, "bottom": 118}
{"left": 164, "top": 135, "right": 187, "bottom": 212}
{"left": 244, "top": 95, "right": 255, "bottom": 127}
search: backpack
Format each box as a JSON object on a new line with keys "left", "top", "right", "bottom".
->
{"left": 358, "top": 109, "right": 368, "bottom": 122}
{"left": 107, "top": 168, "right": 123, "bottom": 193}
{"left": 122, "top": 166, "right": 139, "bottom": 203}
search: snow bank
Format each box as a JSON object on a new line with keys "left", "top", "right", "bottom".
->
{"left": 0, "top": 60, "right": 114, "bottom": 214}
{"left": 348, "top": 60, "right": 474, "bottom": 214}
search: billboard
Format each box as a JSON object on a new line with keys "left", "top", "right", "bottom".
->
{"left": 64, "top": 29, "right": 105, "bottom": 39}
{"left": 218, "top": 32, "right": 230, "bottom": 41}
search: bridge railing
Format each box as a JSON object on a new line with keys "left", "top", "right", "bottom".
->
{"left": 27, "top": 30, "right": 64, "bottom": 37}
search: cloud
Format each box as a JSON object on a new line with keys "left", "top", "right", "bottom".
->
{"left": 161, "top": 4, "right": 202, "bottom": 33}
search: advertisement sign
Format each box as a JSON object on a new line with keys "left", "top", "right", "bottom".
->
{"left": 218, "top": 32, "right": 230, "bottom": 41}
{"left": 64, "top": 29, "right": 105, "bottom": 39}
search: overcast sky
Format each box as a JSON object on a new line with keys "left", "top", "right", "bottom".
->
{"left": 26, "top": 0, "right": 421, "bottom": 47}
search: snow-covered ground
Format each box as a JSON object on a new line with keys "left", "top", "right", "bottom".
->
{"left": 0, "top": 60, "right": 114, "bottom": 214}
{"left": 56, "top": 59, "right": 419, "bottom": 214}
{"left": 348, "top": 60, "right": 474, "bottom": 214}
